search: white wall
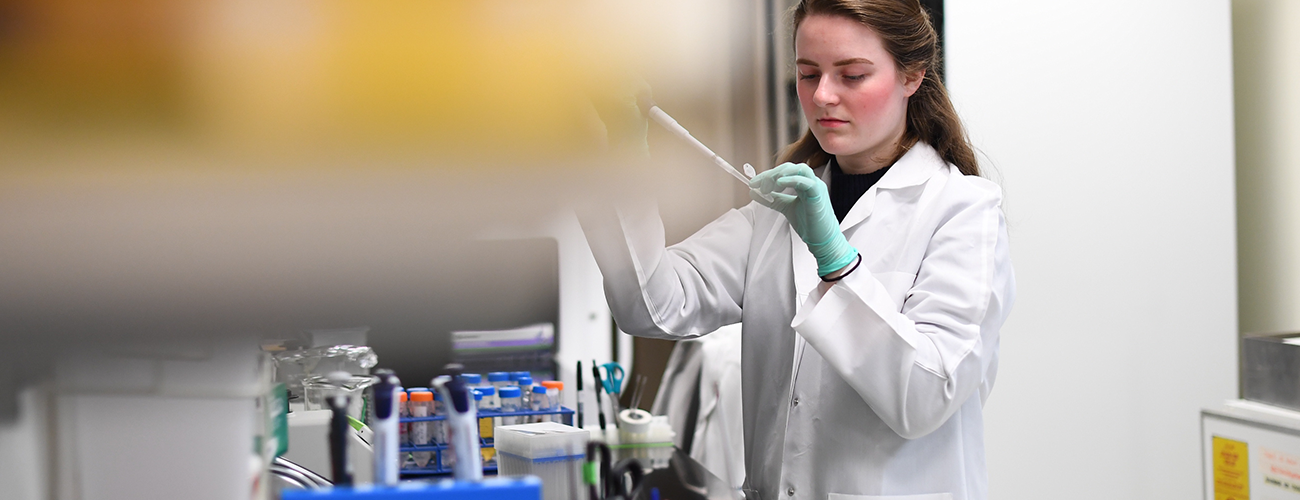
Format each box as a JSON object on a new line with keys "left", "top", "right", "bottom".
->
{"left": 1234, "top": 0, "right": 1300, "bottom": 335}
{"left": 946, "top": 2, "right": 1238, "bottom": 499}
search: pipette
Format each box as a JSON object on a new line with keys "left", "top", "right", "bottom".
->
{"left": 325, "top": 371, "right": 354, "bottom": 486}
{"left": 371, "top": 369, "right": 400, "bottom": 486}
{"left": 432, "top": 364, "right": 483, "bottom": 482}
{"left": 640, "top": 98, "right": 754, "bottom": 186}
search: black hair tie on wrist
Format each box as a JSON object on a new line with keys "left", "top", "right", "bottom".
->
{"left": 820, "top": 253, "right": 862, "bottom": 283}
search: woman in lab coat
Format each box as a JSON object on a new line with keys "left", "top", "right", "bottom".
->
{"left": 581, "top": 1, "right": 1014, "bottom": 499}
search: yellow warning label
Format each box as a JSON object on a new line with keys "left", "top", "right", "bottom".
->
{"left": 1214, "top": 436, "right": 1250, "bottom": 500}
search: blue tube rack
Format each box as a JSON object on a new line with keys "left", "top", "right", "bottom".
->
{"left": 399, "top": 406, "right": 575, "bottom": 477}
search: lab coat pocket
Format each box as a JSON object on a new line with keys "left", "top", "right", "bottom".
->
{"left": 827, "top": 494, "right": 952, "bottom": 500}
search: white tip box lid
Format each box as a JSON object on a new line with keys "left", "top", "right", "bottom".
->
{"left": 494, "top": 422, "right": 590, "bottom": 460}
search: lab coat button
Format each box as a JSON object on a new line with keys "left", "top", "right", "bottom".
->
{"left": 787, "top": 487, "right": 795, "bottom": 496}
{"left": 792, "top": 397, "right": 800, "bottom": 407}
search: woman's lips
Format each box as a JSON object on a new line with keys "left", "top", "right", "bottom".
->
{"left": 817, "top": 118, "right": 849, "bottom": 128}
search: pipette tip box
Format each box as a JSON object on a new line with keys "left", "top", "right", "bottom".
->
{"left": 494, "top": 422, "right": 589, "bottom": 500}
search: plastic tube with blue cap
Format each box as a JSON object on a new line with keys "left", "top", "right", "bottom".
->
{"left": 499, "top": 386, "right": 523, "bottom": 425}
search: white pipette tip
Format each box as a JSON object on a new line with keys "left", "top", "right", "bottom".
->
{"left": 743, "top": 163, "right": 776, "bottom": 202}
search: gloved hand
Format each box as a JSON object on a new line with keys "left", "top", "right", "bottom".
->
{"left": 749, "top": 162, "right": 859, "bottom": 276}
{"left": 588, "top": 79, "right": 652, "bottom": 157}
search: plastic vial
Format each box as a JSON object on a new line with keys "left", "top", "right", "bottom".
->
{"left": 509, "top": 371, "right": 530, "bottom": 382}
{"left": 398, "top": 391, "right": 410, "bottom": 446}
{"left": 477, "top": 386, "right": 501, "bottom": 428}
{"left": 470, "top": 390, "right": 496, "bottom": 467}
{"left": 499, "top": 386, "right": 523, "bottom": 425}
{"left": 472, "top": 390, "right": 485, "bottom": 437}
{"left": 462, "top": 373, "right": 484, "bottom": 390}
{"left": 541, "top": 381, "right": 564, "bottom": 423}
{"left": 517, "top": 377, "right": 534, "bottom": 408}
{"left": 432, "top": 391, "right": 446, "bottom": 445}
{"left": 408, "top": 390, "right": 433, "bottom": 468}
{"left": 530, "top": 385, "right": 547, "bottom": 423}
{"left": 488, "top": 372, "right": 511, "bottom": 391}
{"left": 474, "top": 388, "right": 497, "bottom": 440}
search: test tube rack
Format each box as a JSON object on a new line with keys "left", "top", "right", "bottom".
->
{"left": 399, "top": 406, "right": 575, "bottom": 477}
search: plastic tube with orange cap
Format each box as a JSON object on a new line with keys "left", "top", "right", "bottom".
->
{"left": 408, "top": 390, "right": 434, "bottom": 467}
{"left": 541, "top": 380, "right": 565, "bottom": 423}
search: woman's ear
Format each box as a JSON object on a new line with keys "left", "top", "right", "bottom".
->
{"left": 902, "top": 69, "right": 925, "bottom": 97}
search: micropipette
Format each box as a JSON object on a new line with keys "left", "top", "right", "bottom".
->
{"left": 372, "top": 369, "right": 400, "bottom": 486}
{"left": 326, "top": 371, "right": 354, "bottom": 486}
{"left": 433, "top": 365, "right": 483, "bottom": 482}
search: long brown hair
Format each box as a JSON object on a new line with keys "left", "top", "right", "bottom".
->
{"left": 777, "top": 0, "right": 979, "bottom": 176}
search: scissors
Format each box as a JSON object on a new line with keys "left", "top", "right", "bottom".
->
{"left": 599, "top": 362, "right": 626, "bottom": 421}
{"left": 599, "top": 362, "right": 625, "bottom": 396}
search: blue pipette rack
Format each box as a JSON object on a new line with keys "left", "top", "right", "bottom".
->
{"left": 281, "top": 476, "right": 542, "bottom": 500}
{"left": 399, "top": 406, "right": 575, "bottom": 477}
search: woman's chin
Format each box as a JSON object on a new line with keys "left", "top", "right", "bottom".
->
{"left": 813, "top": 135, "right": 858, "bottom": 157}
{"left": 819, "top": 143, "right": 855, "bottom": 157}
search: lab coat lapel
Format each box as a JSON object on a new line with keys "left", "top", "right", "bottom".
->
{"left": 836, "top": 143, "right": 944, "bottom": 232}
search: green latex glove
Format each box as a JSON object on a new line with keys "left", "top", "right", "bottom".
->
{"left": 589, "top": 79, "right": 651, "bottom": 157}
{"left": 749, "top": 162, "right": 859, "bottom": 276}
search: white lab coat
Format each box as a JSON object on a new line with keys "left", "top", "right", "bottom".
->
{"left": 651, "top": 323, "right": 746, "bottom": 489}
{"left": 580, "top": 142, "right": 1015, "bottom": 500}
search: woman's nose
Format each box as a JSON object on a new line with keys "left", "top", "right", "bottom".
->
{"left": 812, "top": 76, "right": 837, "bottom": 107}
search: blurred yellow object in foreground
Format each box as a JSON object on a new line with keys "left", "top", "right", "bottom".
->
{"left": 0, "top": 0, "right": 659, "bottom": 167}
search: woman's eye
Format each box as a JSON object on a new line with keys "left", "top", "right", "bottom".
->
{"left": 844, "top": 74, "right": 866, "bottom": 81}
{"left": 798, "top": 73, "right": 819, "bottom": 80}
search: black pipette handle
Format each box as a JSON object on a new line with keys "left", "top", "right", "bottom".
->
{"left": 591, "top": 361, "right": 607, "bottom": 431}
{"left": 327, "top": 394, "right": 353, "bottom": 486}
{"left": 577, "top": 361, "right": 585, "bottom": 429}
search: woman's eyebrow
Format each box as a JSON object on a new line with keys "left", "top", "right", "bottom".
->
{"left": 834, "top": 57, "right": 874, "bottom": 66}
{"left": 794, "top": 57, "right": 875, "bottom": 67}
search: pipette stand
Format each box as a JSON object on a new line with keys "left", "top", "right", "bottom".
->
{"left": 280, "top": 476, "right": 541, "bottom": 500}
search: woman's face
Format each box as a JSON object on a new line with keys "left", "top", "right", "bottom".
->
{"left": 795, "top": 14, "right": 923, "bottom": 174}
